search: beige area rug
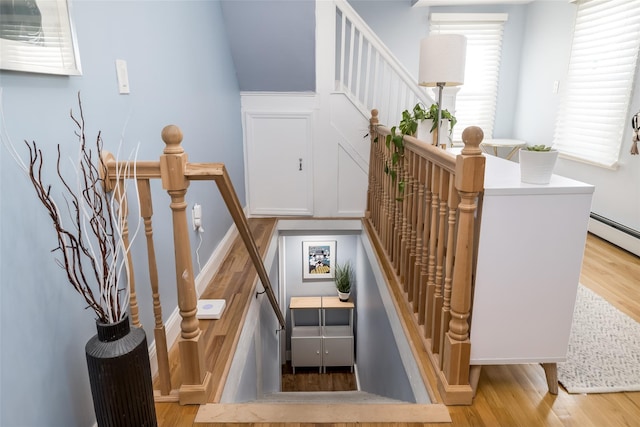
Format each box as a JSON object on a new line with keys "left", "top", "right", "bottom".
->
{"left": 557, "top": 285, "right": 640, "bottom": 394}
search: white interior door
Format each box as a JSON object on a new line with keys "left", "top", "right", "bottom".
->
{"left": 245, "top": 111, "right": 314, "bottom": 216}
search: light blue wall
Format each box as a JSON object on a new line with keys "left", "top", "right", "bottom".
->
{"left": 515, "top": 2, "right": 640, "bottom": 231}
{"left": 220, "top": 0, "right": 316, "bottom": 91}
{"left": 260, "top": 245, "right": 281, "bottom": 396}
{"left": 0, "top": 1, "right": 243, "bottom": 425}
{"left": 355, "top": 235, "right": 415, "bottom": 403}
{"left": 348, "top": 0, "right": 428, "bottom": 80}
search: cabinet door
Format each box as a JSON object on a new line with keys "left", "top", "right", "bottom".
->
{"left": 322, "top": 337, "right": 353, "bottom": 367}
{"left": 245, "top": 112, "right": 314, "bottom": 216}
{"left": 291, "top": 337, "right": 322, "bottom": 367}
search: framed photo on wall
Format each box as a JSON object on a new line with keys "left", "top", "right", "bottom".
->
{"left": 303, "top": 241, "right": 335, "bottom": 280}
{"left": 0, "top": 0, "right": 81, "bottom": 75}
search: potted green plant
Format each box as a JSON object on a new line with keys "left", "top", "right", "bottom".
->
{"left": 334, "top": 261, "right": 353, "bottom": 302}
{"left": 13, "top": 95, "right": 157, "bottom": 426}
{"left": 400, "top": 103, "right": 457, "bottom": 146}
{"left": 378, "top": 103, "right": 458, "bottom": 201}
{"left": 519, "top": 144, "right": 559, "bottom": 184}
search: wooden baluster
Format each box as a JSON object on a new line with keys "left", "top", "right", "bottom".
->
{"left": 387, "top": 139, "right": 397, "bottom": 258}
{"left": 160, "top": 125, "right": 211, "bottom": 405}
{"left": 390, "top": 155, "right": 402, "bottom": 274}
{"left": 412, "top": 155, "right": 425, "bottom": 312}
{"left": 367, "top": 110, "right": 379, "bottom": 222}
{"left": 389, "top": 136, "right": 398, "bottom": 266}
{"left": 399, "top": 150, "right": 410, "bottom": 289}
{"left": 375, "top": 131, "right": 383, "bottom": 234}
{"left": 431, "top": 169, "right": 450, "bottom": 354}
{"left": 442, "top": 126, "right": 485, "bottom": 387}
{"left": 406, "top": 150, "right": 418, "bottom": 302}
{"left": 392, "top": 150, "right": 404, "bottom": 271}
{"left": 374, "top": 131, "right": 383, "bottom": 232}
{"left": 376, "top": 133, "right": 384, "bottom": 232}
{"left": 440, "top": 178, "right": 460, "bottom": 369}
{"left": 425, "top": 164, "right": 440, "bottom": 339}
{"left": 383, "top": 135, "right": 393, "bottom": 253}
{"left": 381, "top": 133, "right": 390, "bottom": 250}
{"left": 137, "top": 179, "right": 172, "bottom": 397}
{"left": 418, "top": 160, "right": 432, "bottom": 325}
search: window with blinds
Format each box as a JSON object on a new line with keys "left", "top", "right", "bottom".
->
{"left": 430, "top": 13, "right": 507, "bottom": 142}
{"left": 0, "top": 0, "right": 81, "bottom": 75}
{"left": 553, "top": 0, "right": 640, "bottom": 168}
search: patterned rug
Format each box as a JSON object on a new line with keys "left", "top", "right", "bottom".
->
{"left": 557, "top": 285, "right": 640, "bottom": 394}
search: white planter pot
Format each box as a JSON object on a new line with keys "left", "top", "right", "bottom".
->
{"left": 337, "top": 291, "right": 351, "bottom": 302}
{"left": 416, "top": 119, "right": 449, "bottom": 146}
{"left": 519, "top": 149, "right": 559, "bottom": 184}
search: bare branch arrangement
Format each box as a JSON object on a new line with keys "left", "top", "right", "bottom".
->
{"left": 20, "top": 95, "right": 138, "bottom": 324}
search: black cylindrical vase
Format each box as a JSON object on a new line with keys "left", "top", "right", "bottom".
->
{"left": 85, "top": 316, "right": 157, "bottom": 427}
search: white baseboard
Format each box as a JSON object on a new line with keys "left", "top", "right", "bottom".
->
{"left": 588, "top": 217, "right": 640, "bottom": 257}
{"left": 147, "top": 220, "right": 240, "bottom": 378}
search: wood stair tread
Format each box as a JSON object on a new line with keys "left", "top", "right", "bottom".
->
{"left": 259, "top": 390, "right": 408, "bottom": 404}
{"left": 194, "top": 401, "right": 451, "bottom": 424}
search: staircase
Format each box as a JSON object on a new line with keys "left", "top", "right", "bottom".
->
{"left": 260, "top": 390, "right": 407, "bottom": 403}
{"left": 194, "top": 391, "right": 451, "bottom": 424}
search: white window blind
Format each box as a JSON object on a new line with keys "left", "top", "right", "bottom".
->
{"left": 553, "top": 0, "right": 640, "bottom": 168}
{"left": 0, "top": 0, "right": 81, "bottom": 75}
{"left": 430, "top": 13, "right": 507, "bottom": 141}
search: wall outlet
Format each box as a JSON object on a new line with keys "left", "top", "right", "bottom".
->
{"left": 192, "top": 203, "right": 202, "bottom": 231}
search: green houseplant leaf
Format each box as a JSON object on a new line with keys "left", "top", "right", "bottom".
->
{"left": 334, "top": 262, "right": 353, "bottom": 293}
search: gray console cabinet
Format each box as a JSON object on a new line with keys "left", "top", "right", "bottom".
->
{"left": 290, "top": 296, "right": 354, "bottom": 373}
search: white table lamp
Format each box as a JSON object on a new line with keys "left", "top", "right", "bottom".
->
{"left": 418, "top": 34, "right": 467, "bottom": 147}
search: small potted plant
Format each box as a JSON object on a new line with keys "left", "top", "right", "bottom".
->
{"left": 400, "top": 103, "right": 456, "bottom": 146}
{"left": 334, "top": 261, "right": 353, "bottom": 302}
{"left": 519, "top": 144, "right": 559, "bottom": 184}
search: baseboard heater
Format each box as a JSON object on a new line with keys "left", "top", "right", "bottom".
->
{"left": 589, "top": 212, "right": 640, "bottom": 256}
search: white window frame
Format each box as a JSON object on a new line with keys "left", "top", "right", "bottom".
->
{"left": 0, "top": 0, "right": 81, "bottom": 76}
{"left": 553, "top": 0, "right": 640, "bottom": 168}
{"left": 429, "top": 13, "right": 508, "bottom": 142}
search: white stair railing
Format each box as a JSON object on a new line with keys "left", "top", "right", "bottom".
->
{"left": 333, "top": 0, "right": 434, "bottom": 126}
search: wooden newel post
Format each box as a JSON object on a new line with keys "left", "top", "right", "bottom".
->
{"left": 442, "top": 126, "right": 485, "bottom": 389}
{"left": 160, "top": 125, "right": 212, "bottom": 404}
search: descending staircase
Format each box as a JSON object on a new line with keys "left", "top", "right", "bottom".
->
{"left": 194, "top": 391, "right": 451, "bottom": 424}
{"left": 260, "top": 390, "right": 408, "bottom": 403}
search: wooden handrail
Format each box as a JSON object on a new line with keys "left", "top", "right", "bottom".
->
{"left": 366, "top": 109, "right": 485, "bottom": 405}
{"left": 100, "top": 124, "right": 285, "bottom": 405}
{"left": 185, "top": 160, "right": 286, "bottom": 328}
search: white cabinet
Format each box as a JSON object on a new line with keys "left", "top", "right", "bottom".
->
{"left": 290, "top": 296, "right": 354, "bottom": 373}
{"left": 467, "top": 153, "right": 594, "bottom": 392}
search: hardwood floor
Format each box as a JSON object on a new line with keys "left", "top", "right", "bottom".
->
{"left": 281, "top": 363, "right": 357, "bottom": 392}
{"left": 156, "top": 230, "right": 640, "bottom": 426}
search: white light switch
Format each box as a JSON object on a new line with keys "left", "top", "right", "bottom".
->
{"left": 115, "top": 59, "right": 130, "bottom": 94}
